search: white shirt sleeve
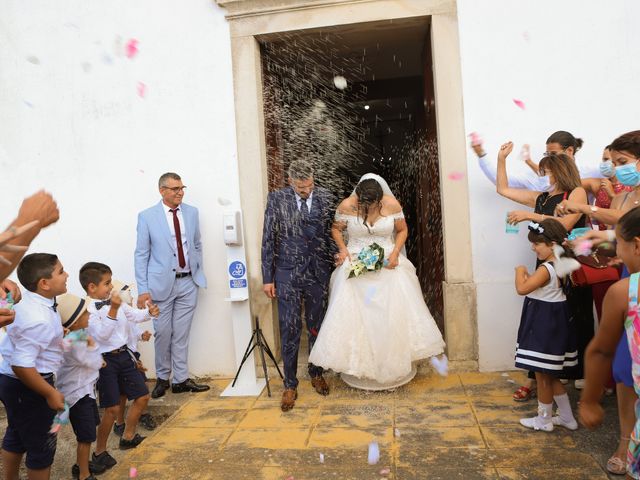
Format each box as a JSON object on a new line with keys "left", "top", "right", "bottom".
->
{"left": 8, "top": 323, "right": 50, "bottom": 368}
{"left": 68, "top": 342, "right": 104, "bottom": 371}
{"left": 477, "top": 154, "right": 550, "bottom": 191}
{"left": 87, "top": 311, "right": 118, "bottom": 343}
{"left": 579, "top": 163, "right": 604, "bottom": 179}
{"left": 121, "top": 303, "right": 152, "bottom": 323}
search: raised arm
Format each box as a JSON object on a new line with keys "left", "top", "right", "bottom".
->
{"left": 474, "top": 142, "right": 549, "bottom": 190}
{"left": 496, "top": 142, "right": 541, "bottom": 208}
{"left": 0, "top": 191, "right": 59, "bottom": 281}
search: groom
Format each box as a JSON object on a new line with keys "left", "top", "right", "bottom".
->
{"left": 261, "top": 160, "right": 336, "bottom": 411}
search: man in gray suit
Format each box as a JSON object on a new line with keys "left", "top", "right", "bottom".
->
{"left": 135, "top": 172, "right": 209, "bottom": 398}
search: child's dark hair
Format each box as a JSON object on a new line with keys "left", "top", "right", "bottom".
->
{"left": 527, "top": 218, "right": 568, "bottom": 245}
{"left": 79, "top": 262, "right": 112, "bottom": 291}
{"left": 355, "top": 178, "right": 384, "bottom": 232}
{"left": 618, "top": 207, "right": 640, "bottom": 241}
{"left": 17, "top": 253, "right": 59, "bottom": 293}
{"left": 546, "top": 130, "right": 583, "bottom": 153}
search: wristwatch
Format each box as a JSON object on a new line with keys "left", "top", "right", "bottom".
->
{"left": 589, "top": 206, "right": 599, "bottom": 215}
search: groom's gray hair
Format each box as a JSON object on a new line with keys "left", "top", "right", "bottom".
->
{"left": 288, "top": 161, "right": 314, "bottom": 181}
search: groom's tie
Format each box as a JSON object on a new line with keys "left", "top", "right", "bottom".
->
{"left": 300, "top": 199, "right": 309, "bottom": 218}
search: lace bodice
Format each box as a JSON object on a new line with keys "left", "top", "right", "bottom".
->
{"left": 335, "top": 211, "right": 404, "bottom": 256}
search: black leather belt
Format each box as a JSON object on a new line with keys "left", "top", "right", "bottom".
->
{"left": 175, "top": 272, "right": 191, "bottom": 279}
{"left": 104, "top": 345, "right": 128, "bottom": 355}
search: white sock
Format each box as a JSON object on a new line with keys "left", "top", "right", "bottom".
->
{"left": 537, "top": 402, "right": 553, "bottom": 424}
{"left": 553, "top": 393, "right": 575, "bottom": 422}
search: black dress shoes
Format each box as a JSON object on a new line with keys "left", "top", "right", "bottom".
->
{"left": 151, "top": 379, "right": 170, "bottom": 398}
{"left": 119, "top": 433, "right": 146, "bottom": 450}
{"left": 171, "top": 378, "right": 210, "bottom": 393}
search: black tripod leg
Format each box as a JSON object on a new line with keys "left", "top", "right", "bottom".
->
{"left": 258, "top": 329, "right": 283, "bottom": 379}
{"left": 257, "top": 336, "right": 271, "bottom": 397}
{"left": 231, "top": 330, "right": 259, "bottom": 387}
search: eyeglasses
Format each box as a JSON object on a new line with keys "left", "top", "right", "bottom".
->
{"left": 161, "top": 186, "right": 187, "bottom": 193}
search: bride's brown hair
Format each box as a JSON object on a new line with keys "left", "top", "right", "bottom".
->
{"left": 355, "top": 179, "right": 384, "bottom": 232}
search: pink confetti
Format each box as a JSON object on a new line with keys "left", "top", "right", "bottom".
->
{"left": 129, "top": 467, "right": 138, "bottom": 478}
{"left": 137, "top": 82, "right": 146, "bottom": 98}
{"left": 448, "top": 172, "right": 465, "bottom": 181}
{"left": 125, "top": 39, "right": 139, "bottom": 59}
{"left": 468, "top": 131, "right": 483, "bottom": 146}
{"left": 573, "top": 239, "right": 593, "bottom": 256}
{"left": 379, "top": 467, "right": 391, "bottom": 476}
{"left": 513, "top": 98, "right": 526, "bottom": 110}
{"left": 49, "top": 424, "right": 61, "bottom": 434}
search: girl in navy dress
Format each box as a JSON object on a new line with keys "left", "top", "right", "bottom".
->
{"left": 514, "top": 219, "right": 579, "bottom": 432}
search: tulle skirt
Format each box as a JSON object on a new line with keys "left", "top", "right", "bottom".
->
{"left": 309, "top": 255, "right": 445, "bottom": 383}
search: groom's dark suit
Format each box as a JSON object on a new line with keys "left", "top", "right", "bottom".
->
{"left": 261, "top": 186, "right": 335, "bottom": 389}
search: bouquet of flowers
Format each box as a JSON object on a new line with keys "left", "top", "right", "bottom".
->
{"left": 348, "top": 243, "right": 385, "bottom": 279}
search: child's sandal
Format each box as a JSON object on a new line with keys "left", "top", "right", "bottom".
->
{"left": 606, "top": 455, "right": 626, "bottom": 475}
{"left": 513, "top": 385, "right": 536, "bottom": 402}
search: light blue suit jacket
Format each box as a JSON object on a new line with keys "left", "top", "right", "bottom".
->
{"left": 134, "top": 201, "right": 207, "bottom": 302}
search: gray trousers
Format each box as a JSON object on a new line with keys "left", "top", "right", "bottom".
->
{"left": 153, "top": 276, "right": 198, "bottom": 384}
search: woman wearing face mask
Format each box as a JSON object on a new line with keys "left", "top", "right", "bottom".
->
{"left": 580, "top": 146, "right": 634, "bottom": 230}
{"left": 558, "top": 131, "right": 640, "bottom": 225}
{"left": 497, "top": 142, "right": 589, "bottom": 401}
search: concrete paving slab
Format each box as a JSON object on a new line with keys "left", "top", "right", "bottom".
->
{"left": 0, "top": 372, "right": 624, "bottom": 479}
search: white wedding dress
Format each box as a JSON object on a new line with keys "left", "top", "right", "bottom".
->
{"left": 308, "top": 210, "right": 446, "bottom": 390}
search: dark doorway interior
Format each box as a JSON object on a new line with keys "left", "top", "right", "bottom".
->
{"left": 259, "top": 17, "right": 445, "bottom": 332}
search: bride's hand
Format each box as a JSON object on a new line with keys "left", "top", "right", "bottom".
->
{"left": 385, "top": 251, "right": 400, "bottom": 269}
{"left": 335, "top": 248, "right": 351, "bottom": 266}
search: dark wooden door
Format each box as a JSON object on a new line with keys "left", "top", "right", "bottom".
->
{"left": 415, "top": 23, "right": 445, "bottom": 332}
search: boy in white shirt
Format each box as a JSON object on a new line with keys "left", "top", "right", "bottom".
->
{"left": 79, "top": 262, "right": 159, "bottom": 471}
{"left": 0, "top": 253, "right": 68, "bottom": 480}
{"left": 111, "top": 280, "right": 156, "bottom": 435}
{"left": 56, "top": 293, "right": 106, "bottom": 480}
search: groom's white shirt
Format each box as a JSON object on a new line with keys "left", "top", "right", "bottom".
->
{"left": 294, "top": 191, "right": 313, "bottom": 212}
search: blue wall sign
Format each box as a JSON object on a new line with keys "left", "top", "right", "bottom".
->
{"left": 228, "top": 261, "right": 246, "bottom": 279}
{"left": 230, "top": 279, "right": 247, "bottom": 289}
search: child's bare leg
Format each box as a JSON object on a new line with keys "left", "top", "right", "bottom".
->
{"left": 26, "top": 466, "right": 51, "bottom": 480}
{"left": 76, "top": 442, "right": 91, "bottom": 480}
{"left": 95, "top": 406, "right": 118, "bottom": 454}
{"left": 536, "top": 372, "right": 553, "bottom": 404}
{"left": 615, "top": 383, "right": 638, "bottom": 457}
{"left": 116, "top": 395, "right": 127, "bottom": 426}
{"left": 123, "top": 394, "right": 150, "bottom": 441}
{"left": 2, "top": 449, "right": 22, "bottom": 480}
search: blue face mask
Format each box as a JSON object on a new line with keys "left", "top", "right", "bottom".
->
{"left": 599, "top": 160, "right": 615, "bottom": 178}
{"left": 615, "top": 161, "right": 640, "bottom": 187}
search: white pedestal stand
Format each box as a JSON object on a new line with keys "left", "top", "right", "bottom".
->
{"left": 220, "top": 210, "right": 266, "bottom": 397}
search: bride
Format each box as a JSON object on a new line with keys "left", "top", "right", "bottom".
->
{"left": 308, "top": 173, "right": 446, "bottom": 390}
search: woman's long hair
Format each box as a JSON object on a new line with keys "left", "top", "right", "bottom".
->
{"left": 538, "top": 153, "right": 582, "bottom": 193}
{"left": 355, "top": 178, "right": 383, "bottom": 232}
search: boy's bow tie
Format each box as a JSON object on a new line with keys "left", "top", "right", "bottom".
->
{"left": 95, "top": 299, "right": 111, "bottom": 310}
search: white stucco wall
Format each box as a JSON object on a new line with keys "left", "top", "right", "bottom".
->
{"left": 457, "top": 0, "right": 640, "bottom": 370}
{"left": 0, "top": 0, "right": 240, "bottom": 376}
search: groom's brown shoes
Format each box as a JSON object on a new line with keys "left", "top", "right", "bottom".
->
{"left": 311, "top": 375, "right": 330, "bottom": 396}
{"left": 281, "top": 388, "right": 297, "bottom": 412}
